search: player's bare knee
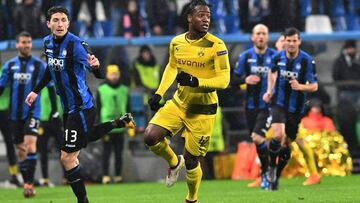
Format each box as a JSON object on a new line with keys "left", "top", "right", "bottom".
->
{"left": 60, "top": 152, "right": 75, "bottom": 167}
{"left": 272, "top": 129, "right": 283, "bottom": 141}
{"left": 16, "top": 144, "right": 27, "bottom": 159}
{"left": 144, "top": 125, "right": 165, "bottom": 146}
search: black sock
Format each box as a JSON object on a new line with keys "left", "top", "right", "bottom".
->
{"left": 66, "top": 165, "right": 87, "bottom": 202}
{"left": 256, "top": 141, "right": 269, "bottom": 174}
{"left": 269, "top": 139, "right": 281, "bottom": 167}
{"left": 26, "top": 153, "right": 37, "bottom": 184}
{"left": 19, "top": 160, "right": 28, "bottom": 184}
{"left": 276, "top": 147, "right": 291, "bottom": 178}
{"left": 88, "top": 122, "right": 114, "bottom": 142}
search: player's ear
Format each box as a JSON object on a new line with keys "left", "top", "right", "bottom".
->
{"left": 47, "top": 20, "right": 51, "bottom": 29}
{"left": 187, "top": 14, "right": 192, "bottom": 24}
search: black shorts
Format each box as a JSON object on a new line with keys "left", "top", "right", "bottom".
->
{"left": 61, "top": 107, "right": 96, "bottom": 153}
{"left": 246, "top": 108, "right": 272, "bottom": 137}
{"left": 10, "top": 117, "right": 40, "bottom": 144}
{"left": 271, "top": 105, "right": 302, "bottom": 140}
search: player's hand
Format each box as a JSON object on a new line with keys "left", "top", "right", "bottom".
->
{"left": 87, "top": 54, "right": 100, "bottom": 69}
{"left": 120, "top": 113, "right": 136, "bottom": 129}
{"left": 289, "top": 79, "right": 302, "bottom": 91}
{"left": 25, "top": 91, "right": 38, "bottom": 106}
{"left": 263, "top": 91, "right": 272, "bottom": 103}
{"left": 176, "top": 71, "right": 199, "bottom": 87}
{"left": 148, "top": 94, "right": 163, "bottom": 111}
{"left": 245, "top": 75, "right": 261, "bottom": 85}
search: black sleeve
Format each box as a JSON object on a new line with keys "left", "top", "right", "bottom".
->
{"left": 230, "top": 71, "right": 246, "bottom": 86}
{"left": 47, "top": 85, "right": 57, "bottom": 113}
{"left": 93, "top": 67, "right": 104, "bottom": 79}
{"left": 33, "top": 67, "right": 51, "bottom": 93}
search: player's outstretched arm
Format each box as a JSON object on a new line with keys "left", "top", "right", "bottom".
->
{"left": 87, "top": 54, "right": 104, "bottom": 79}
{"left": 33, "top": 67, "right": 51, "bottom": 94}
{"left": 289, "top": 79, "right": 318, "bottom": 92}
{"left": 263, "top": 71, "right": 276, "bottom": 103}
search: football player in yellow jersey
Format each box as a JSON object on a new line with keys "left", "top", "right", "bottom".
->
{"left": 143, "top": 1, "right": 230, "bottom": 203}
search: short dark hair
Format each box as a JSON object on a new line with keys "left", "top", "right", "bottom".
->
{"left": 46, "top": 6, "right": 70, "bottom": 21}
{"left": 185, "top": 0, "right": 211, "bottom": 16}
{"left": 16, "top": 31, "right": 32, "bottom": 42}
{"left": 283, "top": 27, "right": 301, "bottom": 39}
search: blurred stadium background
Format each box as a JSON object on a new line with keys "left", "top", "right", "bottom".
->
{"left": 0, "top": 0, "right": 360, "bottom": 199}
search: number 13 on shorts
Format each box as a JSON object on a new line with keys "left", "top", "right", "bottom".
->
{"left": 65, "top": 129, "right": 78, "bottom": 143}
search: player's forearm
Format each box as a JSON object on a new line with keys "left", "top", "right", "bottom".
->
{"left": 155, "top": 64, "right": 177, "bottom": 97}
{"left": 93, "top": 67, "right": 104, "bottom": 79}
{"left": 198, "top": 71, "right": 230, "bottom": 89}
{"left": 48, "top": 86, "right": 58, "bottom": 112}
{"left": 33, "top": 68, "right": 51, "bottom": 93}
{"left": 300, "top": 83, "right": 318, "bottom": 92}
{"left": 267, "top": 71, "right": 276, "bottom": 93}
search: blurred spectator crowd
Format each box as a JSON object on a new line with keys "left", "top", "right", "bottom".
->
{"left": 1, "top": 0, "right": 360, "bottom": 41}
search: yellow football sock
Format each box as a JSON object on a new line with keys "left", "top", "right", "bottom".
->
{"left": 299, "top": 143, "right": 318, "bottom": 174}
{"left": 186, "top": 163, "right": 202, "bottom": 201}
{"left": 8, "top": 165, "right": 17, "bottom": 176}
{"left": 149, "top": 138, "right": 178, "bottom": 168}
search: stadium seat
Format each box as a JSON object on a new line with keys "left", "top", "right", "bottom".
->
{"left": 305, "top": 15, "right": 333, "bottom": 33}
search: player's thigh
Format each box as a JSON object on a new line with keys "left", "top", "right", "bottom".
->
{"left": 149, "top": 100, "right": 184, "bottom": 136}
{"left": 10, "top": 120, "right": 26, "bottom": 145}
{"left": 183, "top": 114, "right": 216, "bottom": 157}
{"left": 285, "top": 113, "right": 302, "bottom": 141}
{"left": 271, "top": 105, "right": 286, "bottom": 124}
{"left": 245, "top": 108, "right": 258, "bottom": 133}
{"left": 252, "top": 108, "right": 271, "bottom": 137}
{"left": 62, "top": 109, "right": 95, "bottom": 153}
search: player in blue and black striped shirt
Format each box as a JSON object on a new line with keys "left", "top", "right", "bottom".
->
{"left": 0, "top": 31, "right": 57, "bottom": 197}
{"left": 263, "top": 27, "right": 318, "bottom": 191}
{"left": 25, "top": 6, "right": 135, "bottom": 203}
{"left": 233, "top": 24, "right": 277, "bottom": 189}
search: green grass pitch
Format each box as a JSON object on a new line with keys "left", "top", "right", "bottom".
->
{"left": 0, "top": 175, "right": 359, "bottom": 203}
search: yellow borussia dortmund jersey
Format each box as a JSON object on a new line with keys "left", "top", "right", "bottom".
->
{"left": 156, "top": 32, "right": 230, "bottom": 112}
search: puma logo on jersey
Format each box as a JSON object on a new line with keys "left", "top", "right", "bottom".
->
{"left": 176, "top": 59, "right": 205, "bottom": 68}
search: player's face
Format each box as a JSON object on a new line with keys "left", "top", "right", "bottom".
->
{"left": 285, "top": 34, "right": 301, "bottom": 55}
{"left": 16, "top": 36, "right": 32, "bottom": 57}
{"left": 47, "top": 12, "right": 70, "bottom": 38}
{"left": 189, "top": 5, "right": 210, "bottom": 34}
{"left": 251, "top": 27, "right": 269, "bottom": 50}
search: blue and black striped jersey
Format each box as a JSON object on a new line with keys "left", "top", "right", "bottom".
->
{"left": 43, "top": 32, "right": 98, "bottom": 114}
{"left": 271, "top": 50, "right": 317, "bottom": 114}
{"left": 0, "top": 56, "right": 48, "bottom": 120}
{"left": 234, "top": 47, "right": 277, "bottom": 109}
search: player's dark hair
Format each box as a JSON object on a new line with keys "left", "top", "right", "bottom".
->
{"left": 283, "top": 27, "right": 301, "bottom": 39}
{"left": 16, "top": 31, "right": 32, "bottom": 42}
{"left": 46, "top": 6, "right": 70, "bottom": 21}
{"left": 185, "top": 0, "right": 211, "bottom": 16}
